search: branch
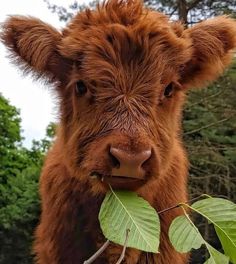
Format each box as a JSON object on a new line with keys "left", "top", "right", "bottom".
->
{"left": 83, "top": 229, "right": 130, "bottom": 264}
{"left": 189, "top": 174, "right": 232, "bottom": 180}
{"left": 158, "top": 195, "right": 205, "bottom": 214}
{"left": 185, "top": 90, "right": 224, "bottom": 109}
{"left": 115, "top": 229, "right": 130, "bottom": 264}
{"left": 169, "top": 5, "right": 178, "bottom": 17}
{"left": 184, "top": 117, "right": 231, "bottom": 136}
{"left": 83, "top": 240, "right": 110, "bottom": 264}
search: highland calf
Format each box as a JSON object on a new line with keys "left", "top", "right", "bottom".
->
{"left": 1, "top": 0, "right": 236, "bottom": 263}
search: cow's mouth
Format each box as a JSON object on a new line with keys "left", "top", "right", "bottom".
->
{"left": 90, "top": 172, "right": 146, "bottom": 190}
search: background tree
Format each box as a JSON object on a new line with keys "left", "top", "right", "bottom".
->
{"left": 145, "top": 0, "right": 236, "bottom": 25}
{"left": 45, "top": 0, "right": 236, "bottom": 25}
{"left": 0, "top": 95, "right": 24, "bottom": 184}
{"left": 0, "top": 94, "right": 55, "bottom": 264}
{"left": 183, "top": 63, "right": 236, "bottom": 262}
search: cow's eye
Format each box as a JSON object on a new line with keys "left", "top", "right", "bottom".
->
{"left": 164, "top": 83, "right": 174, "bottom": 98}
{"left": 75, "top": 81, "right": 87, "bottom": 96}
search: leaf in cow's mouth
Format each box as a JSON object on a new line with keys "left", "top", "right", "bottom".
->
{"left": 98, "top": 187, "right": 160, "bottom": 253}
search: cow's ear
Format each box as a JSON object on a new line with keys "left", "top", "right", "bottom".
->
{"left": 1, "top": 16, "right": 70, "bottom": 82}
{"left": 180, "top": 16, "right": 236, "bottom": 89}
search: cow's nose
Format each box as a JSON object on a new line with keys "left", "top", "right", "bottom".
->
{"left": 109, "top": 146, "right": 152, "bottom": 180}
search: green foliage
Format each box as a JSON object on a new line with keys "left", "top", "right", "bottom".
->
{"left": 99, "top": 189, "right": 160, "bottom": 253}
{"left": 169, "top": 215, "right": 229, "bottom": 264}
{"left": 0, "top": 165, "right": 40, "bottom": 229}
{"left": 184, "top": 66, "right": 236, "bottom": 200}
{"left": 99, "top": 193, "right": 236, "bottom": 264}
{"left": 0, "top": 93, "right": 54, "bottom": 263}
{"left": 0, "top": 166, "right": 40, "bottom": 264}
{"left": 190, "top": 198, "right": 236, "bottom": 263}
{"left": 0, "top": 95, "right": 21, "bottom": 147}
{"left": 182, "top": 61, "right": 236, "bottom": 263}
{"left": 31, "top": 121, "right": 56, "bottom": 156}
{"left": 169, "top": 197, "right": 236, "bottom": 263}
{"left": 0, "top": 95, "right": 23, "bottom": 184}
{"left": 169, "top": 214, "right": 204, "bottom": 252}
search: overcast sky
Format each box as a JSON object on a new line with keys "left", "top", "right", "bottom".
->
{"left": 0, "top": 0, "right": 87, "bottom": 148}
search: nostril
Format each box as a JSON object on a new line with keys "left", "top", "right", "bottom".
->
{"left": 141, "top": 149, "right": 152, "bottom": 168}
{"left": 109, "top": 146, "right": 152, "bottom": 180}
{"left": 109, "top": 151, "right": 120, "bottom": 169}
{"left": 110, "top": 146, "right": 152, "bottom": 170}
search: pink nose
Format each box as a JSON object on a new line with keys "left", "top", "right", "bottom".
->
{"left": 109, "top": 146, "right": 152, "bottom": 180}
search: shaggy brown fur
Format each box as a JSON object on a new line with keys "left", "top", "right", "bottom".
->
{"left": 1, "top": 0, "right": 236, "bottom": 263}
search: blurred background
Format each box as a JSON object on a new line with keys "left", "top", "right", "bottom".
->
{"left": 0, "top": 0, "right": 235, "bottom": 263}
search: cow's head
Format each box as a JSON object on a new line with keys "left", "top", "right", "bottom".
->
{"left": 2, "top": 0, "right": 236, "bottom": 194}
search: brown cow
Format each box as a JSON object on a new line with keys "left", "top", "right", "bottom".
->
{"left": 1, "top": 0, "right": 236, "bottom": 263}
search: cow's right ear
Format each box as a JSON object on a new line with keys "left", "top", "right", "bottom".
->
{"left": 1, "top": 16, "right": 71, "bottom": 82}
{"left": 180, "top": 16, "right": 236, "bottom": 89}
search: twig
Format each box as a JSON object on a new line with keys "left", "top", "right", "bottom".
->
{"left": 115, "top": 229, "right": 130, "bottom": 264}
{"left": 169, "top": 5, "right": 178, "bottom": 17}
{"left": 158, "top": 195, "right": 206, "bottom": 215}
{"left": 185, "top": 90, "right": 223, "bottom": 108}
{"left": 184, "top": 117, "right": 230, "bottom": 136}
{"left": 83, "top": 240, "right": 110, "bottom": 264}
{"left": 157, "top": 204, "right": 181, "bottom": 214}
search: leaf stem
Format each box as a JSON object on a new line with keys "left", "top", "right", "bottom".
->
{"left": 115, "top": 229, "right": 130, "bottom": 264}
{"left": 83, "top": 240, "right": 110, "bottom": 264}
{"left": 180, "top": 205, "right": 198, "bottom": 230}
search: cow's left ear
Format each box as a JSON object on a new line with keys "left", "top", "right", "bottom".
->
{"left": 180, "top": 16, "right": 236, "bottom": 89}
{"left": 1, "top": 16, "right": 70, "bottom": 82}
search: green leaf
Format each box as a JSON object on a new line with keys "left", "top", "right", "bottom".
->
{"left": 169, "top": 215, "right": 203, "bottom": 252}
{"left": 215, "top": 224, "right": 236, "bottom": 263}
{"left": 204, "top": 244, "right": 229, "bottom": 264}
{"left": 99, "top": 189, "right": 160, "bottom": 253}
{"left": 169, "top": 208, "right": 229, "bottom": 264}
{"left": 191, "top": 198, "right": 236, "bottom": 263}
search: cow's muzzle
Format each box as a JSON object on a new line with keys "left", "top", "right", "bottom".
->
{"left": 90, "top": 146, "right": 152, "bottom": 190}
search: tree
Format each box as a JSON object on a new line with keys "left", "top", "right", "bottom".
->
{"left": 44, "top": 0, "right": 236, "bottom": 25}
{"left": 0, "top": 95, "right": 21, "bottom": 148}
{"left": 183, "top": 62, "right": 236, "bottom": 261}
{"left": 0, "top": 166, "right": 40, "bottom": 264}
{"left": 0, "top": 94, "right": 55, "bottom": 263}
{"left": 43, "top": 0, "right": 98, "bottom": 22}
{"left": 144, "top": 0, "right": 236, "bottom": 25}
{"left": 0, "top": 95, "right": 24, "bottom": 184}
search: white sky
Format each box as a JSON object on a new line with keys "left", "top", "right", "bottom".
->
{"left": 0, "top": 0, "right": 87, "bottom": 148}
